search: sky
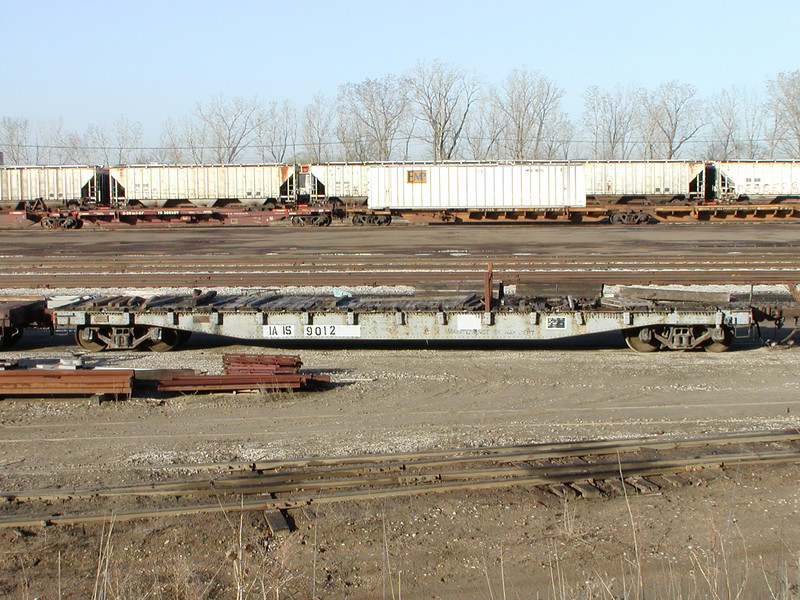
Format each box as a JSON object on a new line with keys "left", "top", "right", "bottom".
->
{"left": 2, "top": 0, "right": 799, "bottom": 144}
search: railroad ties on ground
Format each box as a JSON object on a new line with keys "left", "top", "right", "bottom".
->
{"left": 2, "top": 430, "right": 799, "bottom": 529}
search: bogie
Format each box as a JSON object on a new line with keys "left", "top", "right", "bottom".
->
{"left": 75, "top": 325, "right": 189, "bottom": 351}
{"left": 623, "top": 325, "right": 735, "bottom": 352}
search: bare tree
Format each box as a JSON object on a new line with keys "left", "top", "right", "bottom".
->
{"left": 581, "top": 86, "right": 640, "bottom": 159}
{"left": 301, "top": 93, "right": 336, "bottom": 162}
{"left": 408, "top": 60, "right": 480, "bottom": 161}
{"left": 465, "top": 98, "right": 505, "bottom": 160}
{"left": 763, "top": 111, "right": 788, "bottom": 159}
{"left": 705, "top": 87, "right": 767, "bottom": 159}
{"left": 30, "top": 118, "right": 70, "bottom": 164}
{"left": 335, "top": 108, "right": 374, "bottom": 162}
{"left": 194, "top": 95, "right": 261, "bottom": 163}
{"left": 157, "top": 116, "right": 211, "bottom": 164}
{"left": 768, "top": 71, "right": 800, "bottom": 157}
{"left": 707, "top": 89, "right": 738, "bottom": 160}
{"left": 491, "top": 69, "right": 566, "bottom": 159}
{"left": 63, "top": 131, "right": 91, "bottom": 164}
{"left": 0, "top": 117, "right": 31, "bottom": 164}
{"left": 337, "top": 75, "right": 410, "bottom": 161}
{"left": 539, "top": 112, "right": 575, "bottom": 159}
{"left": 84, "top": 123, "right": 112, "bottom": 165}
{"left": 254, "top": 100, "right": 296, "bottom": 163}
{"left": 157, "top": 118, "right": 189, "bottom": 163}
{"left": 111, "top": 116, "right": 145, "bottom": 164}
{"left": 640, "top": 81, "right": 705, "bottom": 159}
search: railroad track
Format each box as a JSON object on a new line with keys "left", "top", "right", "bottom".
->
{"left": 2, "top": 430, "right": 798, "bottom": 529}
{"left": 1, "top": 225, "right": 799, "bottom": 291}
{"left": 0, "top": 255, "right": 799, "bottom": 290}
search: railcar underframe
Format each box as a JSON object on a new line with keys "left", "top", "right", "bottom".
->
{"left": 3, "top": 201, "right": 800, "bottom": 231}
{"left": 46, "top": 292, "right": 754, "bottom": 353}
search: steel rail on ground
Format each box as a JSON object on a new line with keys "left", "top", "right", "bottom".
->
{"left": 2, "top": 430, "right": 798, "bottom": 528}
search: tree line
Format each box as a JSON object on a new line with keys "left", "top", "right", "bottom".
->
{"left": 2, "top": 61, "right": 800, "bottom": 166}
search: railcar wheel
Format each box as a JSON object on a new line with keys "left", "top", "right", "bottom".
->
{"left": 704, "top": 327, "right": 733, "bottom": 352}
{"left": 609, "top": 213, "right": 623, "bottom": 225}
{"left": 352, "top": 214, "right": 368, "bottom": 226}
{"left": 624, "top": 327, "right": 660, "bottom": 352}
{"left": 311, "top": 215, "right": 331, "bottom": 226}
{"left": 291, "top": 216, "right": 308, "bottom": 227}
{"left": 75, "top": 327, "right": 107, "bottom": 351}
{"left": 370, "top": 214, "right": 392, "bottom": 226}
{"left": 40, "top": 217, "right": 58, "bottom": 229}
{"left": 147, "top": 328, "right": 183, "bottom": 352}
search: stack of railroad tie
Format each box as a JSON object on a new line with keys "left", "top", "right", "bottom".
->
{"left": 156, "top": 353, "right": 330, "bottom": 393}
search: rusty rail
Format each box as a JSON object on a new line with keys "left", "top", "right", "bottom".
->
{"left": 2, "top": 430, "right": 799, "bottom": 528}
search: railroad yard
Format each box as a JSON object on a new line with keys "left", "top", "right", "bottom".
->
{"left": 2, "top": 222, "right": 800, "bottom": 598}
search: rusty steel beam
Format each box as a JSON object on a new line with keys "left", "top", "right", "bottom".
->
{"left": 156, "top": 373, "right": 329, "bottom": 392}
{"left": 484, "top": 262, "right": 493, "bottom": 311}
{"left": 0, "top": 369, "right": 134, "bottom": 398}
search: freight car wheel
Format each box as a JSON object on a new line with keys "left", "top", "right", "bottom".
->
{"left": 370, "top": 214, "right": 392, "bottom": 226}
{"left": 311, "top": 215, "right": 332, "bottom": 226}
{"left": 291, "top": 216, "right": 308, "bottom": 227}
{"left": 352, "top": 214, "right": 368, "bottom": 226}
{"left": 147, "top": 327, "right": 183, "bottom": 352}
{"left": 75, "top": 327, "right": 107, "bottom": 351}
{"left": 623, "top": 327, "right": 660, "bottom": 352}
{"left": 40, "top": 217, "right": 58, "bottom": 229}
{"left": 704, "top": 326, "right": 733, "bottom": 352}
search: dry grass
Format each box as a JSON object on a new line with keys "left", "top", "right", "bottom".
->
{"left": 4, "top": 490, "right": 800, "bottom": 599}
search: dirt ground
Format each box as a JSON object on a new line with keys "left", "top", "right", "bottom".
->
{"left": 2, "top": 331, "right": 800, "bottom": 599}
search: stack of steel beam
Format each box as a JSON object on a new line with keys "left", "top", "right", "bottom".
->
{"left": 0, "top": 369, "right": 134, "bottom": 400}
{"left": 156, "top": 354, "right": 329, "bottom": 393}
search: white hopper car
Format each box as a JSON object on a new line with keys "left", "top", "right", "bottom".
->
{"left": 0, "top": 165, "right": 99, "bottom": 209}
{"left": 108, "top": 164, "right": 295, "bottom": 208}
{"left": 714, "top": 161, "right": 800, "bottom": 201}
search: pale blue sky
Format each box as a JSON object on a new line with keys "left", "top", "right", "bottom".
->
{"left": 2, "top": 0, "right": 798, "bottom": 141}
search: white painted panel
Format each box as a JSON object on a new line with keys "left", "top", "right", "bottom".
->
{"left": 368, "top": 163, "right": 585, "bottom": 209}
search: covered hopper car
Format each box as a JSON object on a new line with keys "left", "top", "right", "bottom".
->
{"left": 2, "top": 160, "right": 800, "bottom": 228}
